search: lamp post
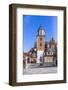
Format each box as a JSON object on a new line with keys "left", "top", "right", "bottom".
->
{"left": 34, "top": 48, "right": 36, "bottom": 51}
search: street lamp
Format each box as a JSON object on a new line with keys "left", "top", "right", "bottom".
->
{"left": 34, "top": 48, "right": 36, "bottom": 51}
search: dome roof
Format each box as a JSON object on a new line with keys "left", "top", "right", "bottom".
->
{"left": 47, "top": 48, "right": 56, "bottom": 53}
{"left": 38, "top": 26, "right": 45, "bottom": 30}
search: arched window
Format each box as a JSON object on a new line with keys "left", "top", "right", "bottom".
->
{"left": 40, "top": 38, "right": 42, "bottom": 40}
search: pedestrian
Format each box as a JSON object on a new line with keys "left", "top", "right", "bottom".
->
{"left": 40, "top": 57, "right": 43, "bottom": 65}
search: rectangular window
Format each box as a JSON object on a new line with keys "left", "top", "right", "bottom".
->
{"left": 40, "top": 43, "right": 42, "bottom": 46}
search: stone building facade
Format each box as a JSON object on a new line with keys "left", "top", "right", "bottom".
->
{"left": 23, "top": 26, "right": 57, "bottom": 65}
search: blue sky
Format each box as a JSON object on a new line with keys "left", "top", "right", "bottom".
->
{"left": 23, "top": 15, "right": 57, "bottom": 52}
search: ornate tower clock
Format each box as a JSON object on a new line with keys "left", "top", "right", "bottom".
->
{"left": 37, "top": 26, "right": 45, "bottom": 63}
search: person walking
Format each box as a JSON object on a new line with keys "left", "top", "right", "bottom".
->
{"left": 40, "top": 57, "right": 43, "bottom": 65}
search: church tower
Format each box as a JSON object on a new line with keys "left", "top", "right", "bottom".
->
{"left": 37, "top": 26, "right": 45, "bottom": 63}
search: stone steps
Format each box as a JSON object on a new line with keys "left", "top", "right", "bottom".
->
{"left": 27, "top": 62, "right": 57, "bottom": 68}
